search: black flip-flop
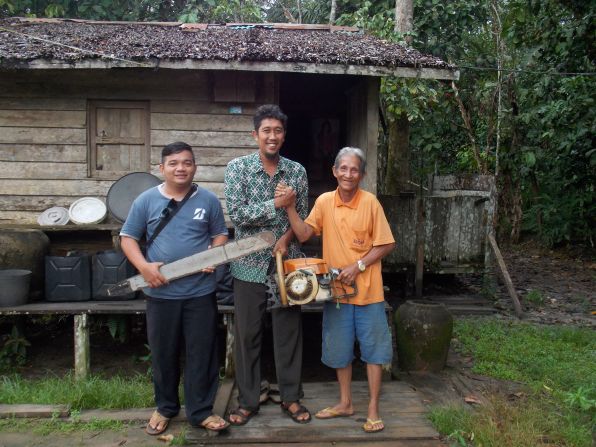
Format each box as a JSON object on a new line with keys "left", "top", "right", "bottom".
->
{"left": 281, "top": 402, "right": 311, "bottom": 424}
{"left": 228, "top": 407, "right": 258, "bottom": 426}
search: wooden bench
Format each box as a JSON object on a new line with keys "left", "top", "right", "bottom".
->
{"left": 0, "top": 299, "right": 234, "bottom": 380}
{"left": 0, "top": 300, "right": 395, "bottom": 381}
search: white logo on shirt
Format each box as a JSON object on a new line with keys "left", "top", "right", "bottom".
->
{"left": 193, "top": 208, "right": 206, "bottom": 220}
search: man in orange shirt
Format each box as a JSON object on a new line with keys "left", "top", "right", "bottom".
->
{"left": 282, "top": 147, "right": 395, "bottom": 433}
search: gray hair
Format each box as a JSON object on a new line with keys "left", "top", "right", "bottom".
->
{"left": 333, "top": 147, "right": 366, "bottom": 174}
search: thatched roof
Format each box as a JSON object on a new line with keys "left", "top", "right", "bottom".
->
{"left": 0, "top": 18, "right": 458, "bottom": 79}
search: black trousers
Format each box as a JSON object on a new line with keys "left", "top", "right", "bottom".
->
{"left": 233, "top": 278, "right": 304, "bottom": 411}
{"left": 146, "top": 294, "right": 219, "bottom": 426}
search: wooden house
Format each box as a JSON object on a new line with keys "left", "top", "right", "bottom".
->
{"left": 0, "top": 18, "right": 491, "bottom": 274}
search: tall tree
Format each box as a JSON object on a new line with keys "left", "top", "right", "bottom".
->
{"left": 329, "top": 0, "right": 337, "bottom": 24}
{"left": 385, "top": 0, "right": 413, "bottom": 194}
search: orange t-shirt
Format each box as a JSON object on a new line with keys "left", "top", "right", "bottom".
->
{"left": 305, "top": 188, "right": 395, "bottom": 305}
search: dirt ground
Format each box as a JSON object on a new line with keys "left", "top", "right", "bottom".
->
{"left": 1, "top": 243, "right": 594, "bottom": 446}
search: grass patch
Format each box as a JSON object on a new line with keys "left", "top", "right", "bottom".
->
{"left": 429, "top": 318, "right": 595, "bottom": 447}
{"left": 0, "top": 416, "right": 128, "bottom": 435}
{"left": 0, "top": 373, "right": 155, "bottom": 410}
{"left": 524, "top": 289, "right": 545, "bottom": 305}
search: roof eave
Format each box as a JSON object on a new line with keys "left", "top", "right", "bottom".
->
{"left": 2, "top": 58, "right": 460, "bottom": 80}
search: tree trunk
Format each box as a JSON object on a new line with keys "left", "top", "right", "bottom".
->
{"left": 385, "top": 114, "right": 410, "bottom": 194}
{"left": 329, "top": 0, "right": 337, "bottom": 24}
{"left": 395, "top": 0, "right": 414, "bottom": 44}
{"left": 385, "top": 0, "right": 413, "bottom": 194}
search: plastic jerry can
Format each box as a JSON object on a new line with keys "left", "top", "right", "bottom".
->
{"left": 45, "top": 253, "right": 91, "bottom": 302}
{"left": 92, "top": 250, "right": 136, "bottom": 300}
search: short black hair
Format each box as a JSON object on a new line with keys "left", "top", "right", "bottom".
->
{"left": 161, "top": 141, "right": 195, "bottom": 164}
{"left": 253, "top": 104, "right": 288, "bottom": 131}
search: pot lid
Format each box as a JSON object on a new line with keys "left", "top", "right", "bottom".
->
{"left": 37, "top": 207, "right": 70, "bottom": 226}
{"left": 107, "top": 172, "right": 161, "bottom": 223}
{"left": 69, "top": 197, "right": 107, "bottom": 225}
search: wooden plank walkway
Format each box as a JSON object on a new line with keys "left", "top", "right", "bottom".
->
{"left": 188, "top": 381, "right": 440, "bottom": 445}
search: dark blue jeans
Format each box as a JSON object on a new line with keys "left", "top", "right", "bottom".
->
{"left": 146, "top": 293, "right": 218, "bottom": 426}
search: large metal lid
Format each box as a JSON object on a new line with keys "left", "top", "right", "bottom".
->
{"left": 38, "top": 206, "right": 70, "bottom": 226}
{"left": 107, "top": 172, "right": 161, "bottom": 223}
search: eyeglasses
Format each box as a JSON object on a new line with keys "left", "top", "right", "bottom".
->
{"left": 160, "top": 198, "right": 178, "bottom": 220}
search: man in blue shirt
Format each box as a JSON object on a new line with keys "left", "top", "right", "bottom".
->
{"left": 121, "top": 142, "right": 229, "bottom": 435}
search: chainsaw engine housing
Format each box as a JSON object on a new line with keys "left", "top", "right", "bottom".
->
{"left": 277, "top": 258, "right": 356, "bottom": 306}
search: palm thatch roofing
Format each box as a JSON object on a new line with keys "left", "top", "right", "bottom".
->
{"left": 0, "top": 18, "right": 458, "bottom": 79}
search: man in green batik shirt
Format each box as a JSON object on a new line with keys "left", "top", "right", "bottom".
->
{"left": 224, "top": 104, "right": 311, "bottom": 425}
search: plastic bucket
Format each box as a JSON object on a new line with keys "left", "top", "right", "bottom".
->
{"left": 0, "top": 269, "right": 32, "bottom": 307}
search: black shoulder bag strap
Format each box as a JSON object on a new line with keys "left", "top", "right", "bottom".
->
{"left": 145, "top": 184, "right": 197, "bottom": 247}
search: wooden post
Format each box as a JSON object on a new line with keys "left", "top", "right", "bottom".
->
{"left": 224, "top": 313, "right": 235, "bottom": 378}
{"left": 488, "top": 235, "right": 523, "bottom": 318}
{"left": 414, "top": 185, "right": 425, "bottom": 298}
{"left": 483, "top": 176, "right": 498, "bottom": 294}
{"left": 74, "top": 314, "right": 90, "bottom": 380}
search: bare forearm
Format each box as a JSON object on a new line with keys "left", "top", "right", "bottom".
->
{"left": 286, "top": 205, "right": 314, "bottom": 243}
{"left": 211, "top": 234, "right": 228, "bottom": 247}
{"left": 361, "top": 243, "right": 395, "bottom": 267}
{"left": 120, "top": 236, "right": 149, "bottom": 272}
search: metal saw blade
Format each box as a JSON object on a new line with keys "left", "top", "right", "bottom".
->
{"left": 108, "top": 231, "right": 275, "bottom": 296}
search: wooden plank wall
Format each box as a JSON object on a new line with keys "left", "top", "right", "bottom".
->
{"left": 0, "top": 69, "right": 276, "bottom": 224}
{"left": 379, "top": 175, "right": 495, "bottom": 271}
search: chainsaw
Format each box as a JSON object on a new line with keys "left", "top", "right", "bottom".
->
{"left": 267, "top": 251, "right": 358, "bottom": 308}
{"left": 107, "top": 231, "right": 275, "bottom": 296}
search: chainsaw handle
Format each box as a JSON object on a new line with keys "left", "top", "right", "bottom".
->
{"left": 330, "top": 268, "right": 358, "bottom": 299}
{"left": 275, "top": 250, "right": 289, "bottom": 307}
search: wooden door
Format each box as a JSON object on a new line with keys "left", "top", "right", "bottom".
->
{"left": 88, "top": 100, "right": 150, "bottom": 178}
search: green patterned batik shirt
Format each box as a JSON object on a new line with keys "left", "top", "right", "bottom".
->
{"left": 224, "top": 151, "right": 308, "bottom": 283}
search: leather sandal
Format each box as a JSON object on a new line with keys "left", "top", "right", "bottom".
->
{"left": 200, "top": 414, "right": 230, "bottom": 432}
{"left": 145, "top": 410, "right": 170, "bottom": 436}
{"left": 228, "top": 407, "right": 258, "bottom": 426}
{"left": 280, "top": 402, "right": 311, "bottom": 424}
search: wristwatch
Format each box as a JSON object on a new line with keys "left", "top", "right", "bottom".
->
{"left": 357, "top": 259, "right": 366, "bottom": 272}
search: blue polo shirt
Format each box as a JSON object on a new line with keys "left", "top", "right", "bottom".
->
{"left": 120, "top": 184, "right": 228, "bottom": 299}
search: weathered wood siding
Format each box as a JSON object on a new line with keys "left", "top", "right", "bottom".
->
{"left": 379, "top": 175, "right": 495, "bottom": 272}
{"left": 346, "top": 77, "right": 379, "bottom": 195}
{"left": 0, "top": 69, "right": 276, "bottom": 224}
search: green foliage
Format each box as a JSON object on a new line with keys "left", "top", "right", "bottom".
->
{"left": 428, "top": 318, "right": 595, "bottom": 446}
{"left": 0, "top": 373, "right": 155, "bottom": 409}
{"left": 105, "top": 316, "right": 128, "bottom": 343}
{"left": 0, "top": 325, "right": 30, "bottom": 371}
{"left": 564, "top": 387, "right": 596, "bottom": 413}
{"left": 454, "top": 319, "right": 595, "bottom": 393}
{"left": 524, "top": 289, "right": 545, "bottom": 305}
{"left": 0, "top": 0, "right": 265, "bottom": 22}
{"left": 0, "top": 416, "right": 128, "bottom": 435}
{"left": 336, "top": 0, "right": 595, "bottom": 246}
{"left": 430, "top": 392, "right": 593, "bottom": 447}
{"left": 179, "top": 0, "right": 263, "bottom": 23}
{"left": 170, "top": 428, "right": 189, "bottom": 446}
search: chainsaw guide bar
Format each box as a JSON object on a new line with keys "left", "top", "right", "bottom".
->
{"left": 107, "top": 231, "right": 275, "bottom": 296}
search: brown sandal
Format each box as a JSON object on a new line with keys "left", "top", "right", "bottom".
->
{"left": 200, "top": 414, "right": 230, "bottom": 432}
{"left": 145, "top": 410, "right": 170, "bottom": 436}
{"left": 228, "top": 407, "right": 258, "bottom": 426}
{"left": 281, "top": 402, "right": 311, "bottom": 424}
